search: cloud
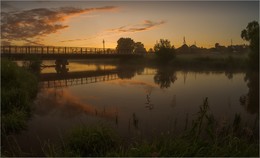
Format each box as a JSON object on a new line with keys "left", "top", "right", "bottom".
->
{"left": 22, "top": 38, "right": 45, "bottom": 46}
{"left": 1, "top": 40, "right": 12, "bottom": 46}
{"left": 60, "top": 20, "right": 166, "bottom": 44}
{"left": 1, "top": 2, "right": 18, "bottom": 11}
{"left": 108, "top": 20, "right": 166, "bottom": 33}
{"left": 1, "top": 6, "right": 117, "bottom": 44}
{"left": 60, "top": 38, "right": 91, "bottom": 43}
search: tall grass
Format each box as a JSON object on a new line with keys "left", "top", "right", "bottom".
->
{"left": 105, "top": 98, "right": 258, "bottom": 157}
{"left": 1, "top": 58, "right": 38, "bottom": 134}
{"left": 3, "top": 98, "right": 258, "bottom": 157}
{"left": 41, "top": 125, "right": 120, "bottom": 157}
{"left": 42, "top": 98, "right": 257, "bottom": 157}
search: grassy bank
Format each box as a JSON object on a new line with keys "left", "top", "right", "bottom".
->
{"left": 37, "top": 98, "right": 258, "bottom": 157}
{"left": 123, "top": 53, "right": 249, "bottom": 70}
{"left": 1, "top": 58, "right": 38, "bottom": 134}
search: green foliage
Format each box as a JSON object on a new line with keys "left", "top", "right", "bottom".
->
{"left": 1, "top": 59, "right": 38, "bottom": 134}
{"left": 241, "top": 21, "right": 259, "bottom": 69}
{"left": 62, "top": 125, "right": 119, "bottom": 157}
{"left": 154, "top": 39, "right": 175, "bottom": 62}
{"left": 108, "top": 98, "right": 258, "bottom": 157}
{"left": 22, "top": 54, "right": 42, "bottom": 75}
{"left": 1, "top": 108, "right": 28, "bottom": 134}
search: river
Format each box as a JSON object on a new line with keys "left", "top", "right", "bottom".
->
{"left": 8, "top": 59, "right": 259, "bottom": 155}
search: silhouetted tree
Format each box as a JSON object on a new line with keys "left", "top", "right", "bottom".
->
{"left": 215, "top": 43, "right": 220, "bottom": 48}
{"left": 241, "top": 21, "right": 259, "bottom": 70}
{"left": 154, "top": 66, "right": 177, "bottom": 89}
{"left": 134, "top": 42, "right": 146, "bottom": 54}
{"left": 154, "top": 39, "right": 175, "bottom": 62}
{"left": 148, "top": 48, "right": 154, "bottom": 54}
{"left": 116, "top": 37, "right": 135, "bottom": 54}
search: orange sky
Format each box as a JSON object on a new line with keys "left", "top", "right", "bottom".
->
{"left": 1, "top": 1, "right": 259, "bottom": 49}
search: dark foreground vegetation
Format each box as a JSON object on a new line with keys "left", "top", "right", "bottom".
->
{"left": 2, "top": 98, "right": 258, "bottom": 157}
{"left": 1, "top": 59, "right": 38, "bottom": 135}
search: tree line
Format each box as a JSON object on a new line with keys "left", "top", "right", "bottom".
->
{"left": 116, "top": 21, "right": 259, "bottom": 67}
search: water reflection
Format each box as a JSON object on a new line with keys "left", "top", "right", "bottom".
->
{"left": 240, "top": 71, "right": 259, "bottom": 114}
{"left": 55, "top": 59, "right": 69, "bottom": 74}
{"left": 132, "top": 113, "right": 139, "bottom": 129}
{"left": 40, "top": 69, "right": 119, "bottom": 88}
{"left": 8, "top": 61, "right": 259, "bottom": 156}
{"left": 35, "top": 88, "right": 118, "bottom": 120}
{"left": 116, "top": 63, "right": 145, "bottom": 79}
{"left": 154, "top": 66, "right": 177, "bottom": 89}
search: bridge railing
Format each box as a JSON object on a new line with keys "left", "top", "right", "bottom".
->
{"left": 40, "top": 73, "right": 118, "bottom": 88}
{"left": 1, "top": 46, "right": 118, "bottom": 54}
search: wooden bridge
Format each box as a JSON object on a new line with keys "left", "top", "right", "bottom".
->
{"left": 1, "top": 46, "right": 143, "bottom": 60}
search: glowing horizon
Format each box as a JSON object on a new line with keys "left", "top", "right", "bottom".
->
{"left": 1, "top": 1, "right": 258, "bottom": 49}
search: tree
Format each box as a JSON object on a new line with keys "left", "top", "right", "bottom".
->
{"left": 116, "top": 37, "right": 135, "bottom": 54}
{"left": 134, "top": 42, "right": 146, "bottom": 54}
{"left": 154, "top": 39, "right": 175, "bottom": 62}
{"left": 148, "top": 48, "right": 154, "bottom": 54}
{"left": 215, "top": 43, "right": 220, "bottom": 48}
{"left": 241, "top": 21, "right": 259, "bottom": 69}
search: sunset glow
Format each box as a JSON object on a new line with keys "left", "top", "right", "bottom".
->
{"left": 1, "top": 1, "right": 259, "bottom": 49}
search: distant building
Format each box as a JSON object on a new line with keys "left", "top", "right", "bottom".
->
{"left": 190, "top": 44, "right": 200, "bottom": 53}
{"left": 177, "top": 37, "right": 189, "bottom": 53}
{"left": 176, "top": 44, "right": 190, "bottom": 53}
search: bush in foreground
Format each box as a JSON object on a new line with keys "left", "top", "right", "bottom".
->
{"left": 1, "top": 59, "right": 38, "bottom": 134}
{"left": 62, "top": 125, "right": 119, "bottom": 157}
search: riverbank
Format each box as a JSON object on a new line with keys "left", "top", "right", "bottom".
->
{"left": 1, "top": 59, "right": 38, "bottom": 135}
{"left": 39, "top": 99, "right": 258, "bottom": 157}
{"left": 135, "top": 53, "right": 249, "bottom": 70}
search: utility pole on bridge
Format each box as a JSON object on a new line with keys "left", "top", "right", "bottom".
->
{"left": 103, "top": 39, "right": 105, "bottom": 52}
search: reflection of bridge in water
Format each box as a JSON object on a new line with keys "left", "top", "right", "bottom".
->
{"left": 40, "top": 69, "right": 119, "bottom": 88}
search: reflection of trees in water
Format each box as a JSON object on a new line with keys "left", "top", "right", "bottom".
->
{"left": 55, "top": 59, "right": 69, "bottom": 74}
{"left": 116, "top": 64, "right": 145, "bottom": 79}
{"left": 154, "top": 67, "right": 177, "bottom": 89}
{"left": 240, "top": 71, "right": 259, "bottom": 114}
{"left": 225, "top": 70, "right": 234, "bottom": 80}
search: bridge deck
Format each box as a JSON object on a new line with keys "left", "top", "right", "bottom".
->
{"left": 1, "top": 46, "right": 143, "bottom": 60}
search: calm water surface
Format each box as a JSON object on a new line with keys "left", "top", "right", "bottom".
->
{"left": 13, "top": 60, "right": 258, "bottom": 154}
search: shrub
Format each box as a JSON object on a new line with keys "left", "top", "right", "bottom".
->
{"left": 154, "top": 39, "right": 175, "bottom": 62}
{"left": 1, "top": 59, "right": 38, "bottom": 134}
{"left": 63, "top": 125, "right": 119, "bottom": 157}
